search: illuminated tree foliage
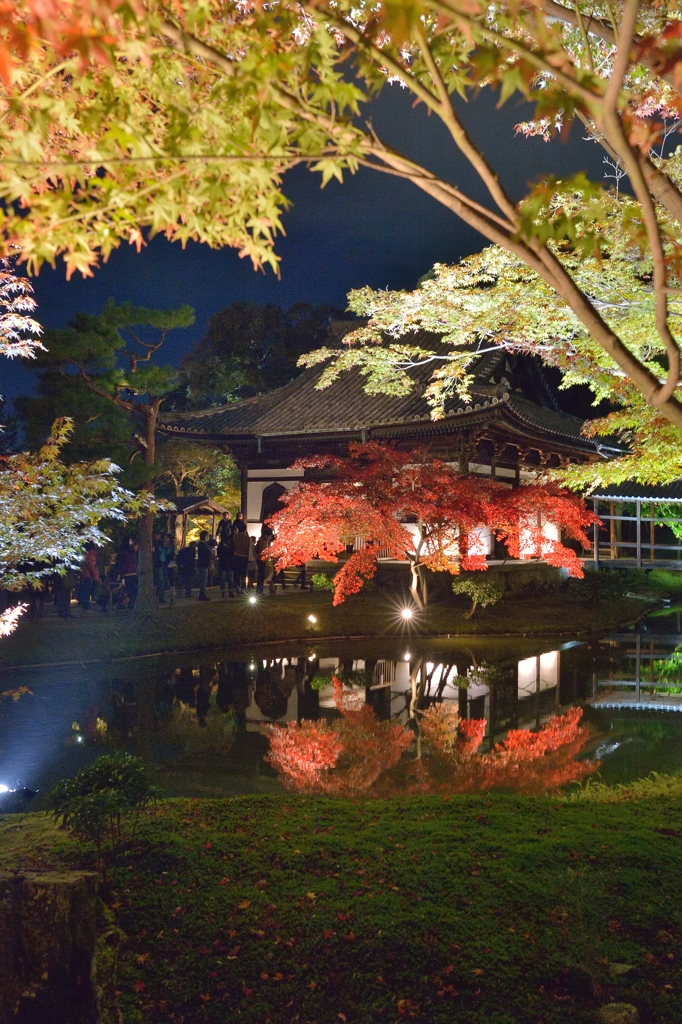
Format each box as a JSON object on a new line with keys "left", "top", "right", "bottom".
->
{"left": 3, "top": 2, "right": 682, "bottom": 431}
{"left": 266, "top": 443, "right": 597, "bottom": 606}
{"left": 306, "top": 229, "right": 682, "bottom": 489}
{"left": 0, "top": 259, "right": 42, "bottom": 361}
{"left": 263, "top": 680, "right": 599, "bottom": 797}
{"left": 156, "top": 438, "right": 238, "bottom": 500}
{"left": 0, "top": 417, "right": 161, "bottom": 590}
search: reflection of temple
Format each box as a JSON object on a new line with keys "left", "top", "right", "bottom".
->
{"left": 103, "top": 648, "right": 569, "bottom": 748}
{"left": 307, "top": 649, "right": 562, "bottom": 743}
{"left": 589, "top": 631, "right": 682, "bottom": 711}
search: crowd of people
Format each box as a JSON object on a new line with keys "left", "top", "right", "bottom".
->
{"left": 12, "top": 511, "right": 307, "bottom": 617}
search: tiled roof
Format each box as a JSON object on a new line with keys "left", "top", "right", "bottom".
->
{"left": 592, "top": 482, "right": 682, "bottom": 503}
{"left": 169, "top": 496, "right": 230, "bottom": 514}
{"left": 160, "top": 346, "right": 600, "bottom": 449}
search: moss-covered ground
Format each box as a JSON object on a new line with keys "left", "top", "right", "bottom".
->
{"left": 0, "top": 590, "right": 645, "bottom": 668}
{"left": 3, "top": 787, "right": 682, "bottom": 1024}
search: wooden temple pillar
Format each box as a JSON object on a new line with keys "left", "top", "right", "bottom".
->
{"left": 650, "top": 502, "right": 656, "bottom": 560}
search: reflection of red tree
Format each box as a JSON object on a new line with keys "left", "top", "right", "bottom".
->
{"left": 264, "top": 686, "right": 598, "bottom": 797}
{"left": 263, "top": 678, "right": 413, "bottom": 796}
{"left": 413, "top": 704, "right": 598, "bottom": 796}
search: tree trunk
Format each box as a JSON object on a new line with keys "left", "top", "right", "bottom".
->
{"left": 409, "top": 559, "right": 423, "bottom": 609}
{"left": 409, "top": 658, "right": 423, "bottom": 759}
{"left": 134, "top": 405, "right": 159, "bottom": 615}
{"left": 417, "top": 563, "right": 428, "bottom": 607}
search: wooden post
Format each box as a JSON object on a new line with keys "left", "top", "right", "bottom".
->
{"left": 636, "top": 501, "right": 642, "bottom": 568}
{"left": 241, "top": 464, "right": 248, "bottom": 518}
{"left": 635, "top": 634, "right": 641, "bottom": 702}
{"left": 535, "top": 655, "right": 541, "bottom": 730}
{"left": 650, "top": 641, "right": 655, "bottom": 694}
{"left": 593, "top": 498, "right": 599, "bottom": 568}
{"left": 609, "top": 501, "right": 617, "bottom": 559}
{"left": 650, "top": 502, "right": 656, "bottom": 560}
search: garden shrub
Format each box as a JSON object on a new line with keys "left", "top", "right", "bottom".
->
{"left": 49, "top": 753, "right": 156, "bottom": 864}
{"left": 451, "top": 575, "right": 503, "bottom": 618}
{"left": 310, "top": 573, "right": 335, "bottom": 591}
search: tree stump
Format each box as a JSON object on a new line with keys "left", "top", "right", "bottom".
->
{"left": 0, "top": 870, "right": 99, "bottom": 1023}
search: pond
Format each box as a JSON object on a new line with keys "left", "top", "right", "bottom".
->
{"left": 3, "top": 609, "right": 682, "bottom": 807}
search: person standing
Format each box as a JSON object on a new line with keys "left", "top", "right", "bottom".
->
{"left": 217, "top": 531, "right": 235, "bottom": 598}
{"left": 79, "top": 542, "right": 100, "bottom": 611}
{"left": 197, "top": 531, "right": 212, "bottom": 601}
{"left": 216, "top": 511, "right": 233, "bottom": 544}
{"left": 115, "top": 536, "right": 138, "bottom": 604}
{"left": 155, "top": 533, "right": 175, "bottom": 604}
{"left": 231, "top": 520, "right": 250, "bottom": 594}
{"left": 176, "top": 541, "right": 197, "bottom": 598}
{"left": 255, "top": 525, "right": 275, "bottom": 595}
{"left": 55, "top": 567, "right": 78, "bottom": 618}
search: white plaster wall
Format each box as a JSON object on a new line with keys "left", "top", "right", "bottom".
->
{"left": 517, "top": 650, "right": 559, "bottom": 698}
{"left": 246, "top": 476, "right": 302, "bottom": 528}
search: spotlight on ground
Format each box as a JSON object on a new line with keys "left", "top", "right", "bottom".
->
{"left": 400, "top": 607, "right": 414, "bottom": 620}
{"left": 248, "top": 594, "right": 257, "bottom": 605}
{"left": 307, "top": 614, "right": 317, "bottom": 624}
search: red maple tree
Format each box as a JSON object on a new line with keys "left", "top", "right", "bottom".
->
{"left": 266, "top": 443, "right": 597, "bottom": 606}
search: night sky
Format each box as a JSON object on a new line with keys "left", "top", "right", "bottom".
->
{"left": 3, "top": 85, "right": 606, "bottom": 402}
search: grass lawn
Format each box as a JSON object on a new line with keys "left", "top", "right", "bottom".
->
{"left": 0, "top": 590, "right": 645, "bottom": 668}
{"left": 4, "top": 786, "right": 682, "bottom": 1024}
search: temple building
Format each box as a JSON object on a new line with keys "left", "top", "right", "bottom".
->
{"left": 160, "top": 324, "right": 621, "bottom": 547}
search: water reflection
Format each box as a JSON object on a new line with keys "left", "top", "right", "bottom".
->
{"left": 4, "top": 620, "right": 682, "bottom": 803}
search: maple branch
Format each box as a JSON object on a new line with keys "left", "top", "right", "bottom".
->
{"left": 597, "top": 0, "right": 681, "bottom": 406}
{"left": 1, "top": 153, "right": 311, "bottom": 170}
{"left": 367, "top": 143, "right": 682, "bottom": 429}
{"left": 356, "top": 152, "right": 515, "bottom": 232}
{"left": 573, "top": 2, "right": 595, "bottom": 75}
{"left": 159, "top": 9, "right": 682, "bottom": 428}
{"left": 0, "top": 58, "right": 72, "bottom": 122}
{"left": 303, "top": 4, "right": 442, "bottom": 114}
{"left": 526, "top": 0, "right": 680, "bottom": 89}
{"left": 413, "top": 24, "right": 519, "bottom": 224}
{"left": 48, "top": 166, "right": 192, "bottom": 232}
{"left": 525, "top": 0, "right": 617, "bottom": 50}
{"left": 423, "top": 0, "right": 601, "bottom": 107}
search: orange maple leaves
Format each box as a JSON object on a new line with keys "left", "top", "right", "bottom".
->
{"left": 0, "top": 1, "right": 132, "bottom": 84}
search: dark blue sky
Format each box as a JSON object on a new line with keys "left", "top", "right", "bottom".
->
{"left": 4, "top": 85, "right": 605, "bottom": 401}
